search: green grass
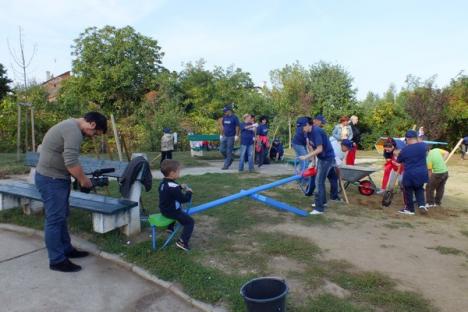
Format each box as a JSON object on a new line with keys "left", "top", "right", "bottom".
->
{"left": 0, "top": 153, "right": 30, "bottom": 177}
{"left": 383, "top": 221, "right": 415, "bottom": 229}
{"left": 427, "top": 246, "right": 466, "bottom": 257}
{"left": 0, "top": 171, "right": 437, "bottom": 312}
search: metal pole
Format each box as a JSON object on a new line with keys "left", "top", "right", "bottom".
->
{"left": 250, "top": 193, "right": 308, "bottom": 216}
{"left": 30, "top": 105, "right": 35, "bottom": 152}
{"left": 111, "top": 114, "right": 123, "bottom": 161}
{"left": 188, "top": 175, "right": 301, "bottom": 215}
{"left": 16, "top": 105, "right": 21, "bottom": 161}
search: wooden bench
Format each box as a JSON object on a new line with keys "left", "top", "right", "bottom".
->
{"left": 0, "top": 152, "right": 146, "bottom": 236}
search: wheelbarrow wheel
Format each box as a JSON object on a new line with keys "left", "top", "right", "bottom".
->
{"left": 358, "top": 180, "right": 375, "bottom": 196}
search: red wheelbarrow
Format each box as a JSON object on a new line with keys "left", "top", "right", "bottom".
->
{"left": 339, "top": 165, "right": 380, "bottom": 196}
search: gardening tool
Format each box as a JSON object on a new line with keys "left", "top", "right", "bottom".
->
{"left": 381, "top": 165, "right": 402, "bottom": 207}
{"left": 445, "top": 138, "right": 463, "bottom": 164}
{"left": 336, "top": 167, "right": 349, "bottom": 204}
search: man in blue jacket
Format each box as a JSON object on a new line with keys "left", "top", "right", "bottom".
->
{"left": 219, "top": 105, "right": 240, "bottom": 170}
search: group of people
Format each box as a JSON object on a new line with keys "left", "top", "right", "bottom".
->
{"left": 379, "top": 130, "right": 451, "bottom": 215}
{"left": 291, "top": 115, "right": 359, "bottom": 215}
{"left": 219, "top": 105, "right": 283, "bottom": 172}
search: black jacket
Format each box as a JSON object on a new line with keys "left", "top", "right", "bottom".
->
{"left": 119, "top": 156, "right": 152, "bottom": 198}
{"left": 350, "top": 124, "right": 361, "bottom": 145}
{"left": 159, "top": 178, "right": 192, "bottom": 215}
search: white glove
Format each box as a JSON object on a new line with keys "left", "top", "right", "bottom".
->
{"left": 220, "top": 135, "right": 223, "bottom": 140}
{"left": 235, "top": 135, "right": 239, "bottom": 141}
{"left": 252, "top": 123, "right": 259, "bottom": 128}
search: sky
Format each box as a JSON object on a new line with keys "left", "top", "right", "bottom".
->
{"left": 1, "top": 0, "right": 467, "bottom": 99}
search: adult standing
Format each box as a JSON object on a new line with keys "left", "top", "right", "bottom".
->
{"left": 35, "top": 112, "right": 108, "bottom": 272}
{"left": 219, "top": 105, "right": 240, "bottom": 170}
{"left": 300, "top": 115, "right": 335, "bottom": 215}
{"left": 292, "top": 116, "right": 313, "bottom": 172}
{"left": 426, "top": 147, "right": 449, "bottom": 207}
{"left": 332, "top": 116, "right": 353, "bottom": 143}
{"left": 346, "top": 115, "right": 360, "bottom": 165}
{"left": 462, "top": 135, "right": 468, "bottom": 160}
{"left": 256, "top": 116, "right": 269, "bottom": 167}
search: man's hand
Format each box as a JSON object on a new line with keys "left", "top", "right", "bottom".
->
{"left": 235, "top": 135, "right": 239, "bottom": 142}
{"left": 299, "top": 155, "right": 308, "bottom": 161}
{"left": 80, "top": 177, "right": 93, "bottom": 189}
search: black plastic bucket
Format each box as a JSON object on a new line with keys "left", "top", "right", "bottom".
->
{"left": 240, "top": 277, "right": 288, "bottom": 312}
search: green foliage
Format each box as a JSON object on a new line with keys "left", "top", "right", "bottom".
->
{"left": 65, "top": 25, "right": 164, "bottom": 117}
{"left": 0, "top": 63, "right": 13, "bottom": 100}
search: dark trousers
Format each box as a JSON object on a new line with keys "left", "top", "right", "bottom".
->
{"left": 162, "top": 209, "right": 194, "bottom": 244}
{"left": 403, "top": 184, "right": 425, "bottom": 212}
{"left": 425, "top": 172, "right": 448, "bottom": 205}
{"left": 35, "top": 172, "right": 73, "bottom": 265}
{"left": 161, "top": 150, "right": 173, "bottom": 163}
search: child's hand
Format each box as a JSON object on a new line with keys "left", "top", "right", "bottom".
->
{"left": 299, "top": 155, "right": 307, "bottom": 161}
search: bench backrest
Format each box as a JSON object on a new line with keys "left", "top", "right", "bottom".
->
{"left": 188, "top": 134, "right": 220, "bottom": 142}
{"left": 25, "top": 152, "right": 128, "bottom": 178}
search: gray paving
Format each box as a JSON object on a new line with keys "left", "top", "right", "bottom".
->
{"left": 0, "top": 229, "right": 200, "bottom": 312}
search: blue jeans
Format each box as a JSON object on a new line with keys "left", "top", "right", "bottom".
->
{"left": 35, "top": 172, "right": 73, "bottom": 265}
{"left": 239, "top": 144, "right": 254, "bottom": 171}
{"left": 163, "top": 209, "right": 195, "bottom": 244}
{"left": 220, "top": 136, "right": 235, "bottom": 168}
{"left": 292, "top": 143, "right": 309, "bottom": 172}
{"left": 307, "top": 166, "right": 339, "bottom": 201}
{"left": 314, "top": 158, "right": 334, "bottom": 212}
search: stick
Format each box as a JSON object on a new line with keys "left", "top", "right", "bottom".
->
{"left": 337, "top": 168, "right": 349, "bottom": 204}
{"left": 150, "top": 154, "right": 162, "bottom": 164}
{"left": 110, "top": 114, "right": 123, "bottom": 161}
{"left": 268, "top": 125, "right": 280, "bottom": 155}
{"left": 120, "top": 134, "right": 131, "bottom": 161}
{"left": 445, "top": 138, "right": 463, "bottom": 164}
{"left": 104, "top": 134, "right": 114, "bottom": 160}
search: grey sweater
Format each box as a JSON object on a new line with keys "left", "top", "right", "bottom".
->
{"left": 36, "top": 119, "right": 83, "bottom": 179}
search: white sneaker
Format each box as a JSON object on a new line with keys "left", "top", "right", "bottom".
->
{"left": 419, "top": 206, "right": 428, "bottom": 213}
{"left": 425, "top": 204, "right": 434, "bottom": 208}
{"left": 310, "top": 210, "right": 323, "bottom": 215}
{"left": 311, "top": 203, "right": 328, "bottom": 208}
{"left": 376, "top": 189, "right": 386, "bottom": 195}
{"left": 398, "top": 209, "right": 415, "bottom": 215}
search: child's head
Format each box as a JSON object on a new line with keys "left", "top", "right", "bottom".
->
{"left": 243, "top": 113, "right": 253, "bottom": 123}
{"left": 161, "top": 159, "right": 181, "bottom": 179}
{"left": 259, "top": 116, "right": 268, "bottom": 124}
{"left": 383, "top": 137, "right": 396, "bottom": 152}
{"left": 341, "top": 139, "right": 354, "bottom": 152}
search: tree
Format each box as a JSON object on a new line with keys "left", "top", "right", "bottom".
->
{"left": 445, "top": 74, "right": 468, "bottom": 143}
{"left": 66, "top": 25, "right": 164, "bottom": 116}
{"left": 0, "top": 63, "right": 12, "bottom": 100}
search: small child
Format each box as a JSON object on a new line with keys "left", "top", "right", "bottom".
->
{"left": 270, "top": 138, "right": 284, "bottom": 161}
{"left": 380, "top": 138, "right": 399, "bottom": 192}
{"left": 159, "top": 160, "right": 194, "bottom": 251}
{"left": 161, "top": 127, "right": 174, "bottom": 164}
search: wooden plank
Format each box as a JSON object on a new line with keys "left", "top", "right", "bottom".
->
{"left": 0, "top": 181, "right": 137, "bottom": 214}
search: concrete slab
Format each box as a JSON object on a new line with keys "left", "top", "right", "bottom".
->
{"left": 0, "top": 229, "right": 200, "bottom": 312}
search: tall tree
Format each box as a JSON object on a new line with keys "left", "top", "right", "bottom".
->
{"left": 66, "top": 25, "right": 164, "bottom": 116}
{"left": 0, "top": 63, "right": 12, "bottom": 100}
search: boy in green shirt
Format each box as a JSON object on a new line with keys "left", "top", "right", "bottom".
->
{"left": 426, "top": 148, "right": 449, "bottom": 207}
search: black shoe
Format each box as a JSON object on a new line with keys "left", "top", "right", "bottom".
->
{"left": 50, "top": 259, "right": 82, "bottom": 272}
{"left": 66, "top": 248, "right": 90, "bottom": 258}
{"left": 221, "top": 167, "right": 229, "bottom": 170}
{"left": 176, "top": 239, "right": 190, "bottom": 251}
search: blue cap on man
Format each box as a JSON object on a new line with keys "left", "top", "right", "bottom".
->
{"left": 296, "top": 117, "right": 312, "bottom": 128}
{"left": 314, "top": 114, "right": 327, "bottom": 125}
{"left": 405, "top": 129, "right": 418, "bottom": 138}
{"left": 163, "top": 127, "right": 171, "bottom": 133}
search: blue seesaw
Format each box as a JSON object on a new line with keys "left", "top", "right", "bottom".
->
{"left": 152, "top": 160, "right": 315, "bottom": 250}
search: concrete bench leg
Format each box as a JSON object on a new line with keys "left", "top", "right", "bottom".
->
{"left": 0, "top": 194, "right": 21, "bottom": 211}
{"left": 121, "top": 205, "right": 141, "bottom": 236}
{"left": 21, "top": 199, "right": 43, "bottom": 215}
{"left": 92, "top": 211, "right": 129, "bottom": 234}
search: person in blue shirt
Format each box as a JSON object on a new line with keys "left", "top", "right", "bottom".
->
{"left": 219, "top": 105, "right": 240, "bottom": 170}
{"left": 256, "top": 116, "right": 270, "bottom": 167}
{"left": 292, "top": 117, "right": 313, "bottom": 172}
{"left": 270, "top": 138, "right": 284, "bottom": 161}
{"left": 300, "top": 115, "right": 335, "bottom": 215}
{"left": 462, "top": 136, "right": 468, "bottom": 160}
{"left": 239, "top": 114, "right": 257, "bottom": 172}
{"left": 397, "top": 130, "right": 429, "bottom": 215}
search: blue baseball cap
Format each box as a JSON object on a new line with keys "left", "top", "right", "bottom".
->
{"left": 405, "top": 130, "right": 418, "bottom": 138}
{"left": 163, "top": 127, "right": 171, "bottom": 133}
{"left": 296, "top": 117, "right": 312, "bottom": 128}
{"left": 314, "top": 114, "right": 327, "bottom": 124}
{"left": 223, "top": 104, "right": 234, "bottom": 112}
{"left": 341, "top": 139, "right": 354, "bottom": 149}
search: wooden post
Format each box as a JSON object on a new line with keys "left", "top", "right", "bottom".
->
{"left": 110, "top": 114, "right": 123, "bottom": 161}
{"left": 120, "top": 134, "right": 131, "bottom": 161}
{"left": 288, "top": 115, "right": 292, "bottom": 149}
{"left": 16, "top": 104, "right": 21, "bottom": 161}
{"left": 31, "top": 105, "right": 35, "bottom": 152}
{"left": 445, "top": 138, "right": 463, "bottom": 164}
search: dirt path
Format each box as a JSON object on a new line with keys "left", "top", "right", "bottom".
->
{"left": 268, "top": 159, "right": 468, "bottom": 312}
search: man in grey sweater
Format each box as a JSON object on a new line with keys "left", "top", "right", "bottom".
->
{"left": 35, "top": 112, "right": 107, "bottom": 272}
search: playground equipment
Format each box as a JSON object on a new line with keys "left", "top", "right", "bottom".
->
{"left": 150, "top": 162, "right": 316, "bottom": 250}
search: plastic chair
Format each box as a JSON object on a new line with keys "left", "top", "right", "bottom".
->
{"left": 148, "top": 213, "right": 175, "bottom": 250}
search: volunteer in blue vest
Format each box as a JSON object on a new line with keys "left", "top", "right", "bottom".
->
{"left": 219, "top": 104, "right": 240, "bottom": 170}
{"left": 292, "top": 116, "right": 313, "bottom": 172}
{"left": 300, "top": 115, "right": 335, "bottom": 215}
